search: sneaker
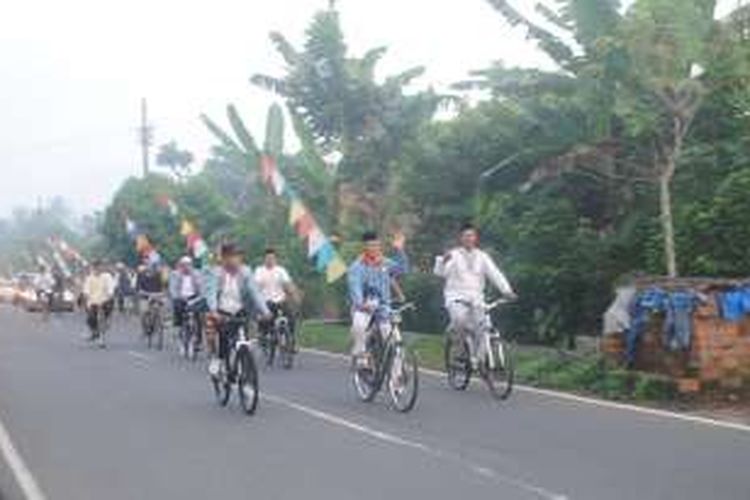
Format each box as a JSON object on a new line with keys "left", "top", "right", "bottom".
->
{"left": 208, "top": 358, "right": 222, "bottom": 378}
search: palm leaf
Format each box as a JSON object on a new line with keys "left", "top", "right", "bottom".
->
{"left": 227, "top": 105, "right": 260, "bottom": 160}
{"left": 265, "top": 103, "right": 285, "bottom": 158}
{"left": 201, "top": 114, "right": 242, "bottom": 152}
{"left": 250, "top": 74, "right": 288, "bottom": 96}
{"left": 269, "top": 32, "right": 300, "bottom": 66}
{"left": 385, "top": 66, "right": 426, "bottom": 88}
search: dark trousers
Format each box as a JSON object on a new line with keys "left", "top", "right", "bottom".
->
{"left": 87, "top": 301, "right": 113, "bottom": 333}
{"left": 259, "top": 301, "right": 296, "bottom": 338}
{"left": 217, "top": 311, "right": 247, "bottom": 360}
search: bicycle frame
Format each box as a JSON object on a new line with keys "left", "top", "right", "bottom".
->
{"left": 451, "top": 298, "right": 510, "bottom": 368}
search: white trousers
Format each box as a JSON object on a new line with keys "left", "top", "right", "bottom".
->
{"left": 446, "top": 301, "right": 492, "bottom": 361}
{"left": 351, "top": 310, "right": 392, "bottom": 356}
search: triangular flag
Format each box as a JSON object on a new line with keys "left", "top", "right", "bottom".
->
{"left": 193, "top": 238, "right": 208, "bottom": 258}
{"left": 271, "top": 169, "right": 286, "bottom": 196}
{"left": 125, "top": 218, "right": 137, "bottom": 238}
{"left": 260, "top": 155, "right": 276, "bottom": 185}
{"left": 315, "top": 242, "right": 335, "bottom": 272}
{"left": 136, "top": 235, "right": 153, "bottom": 255}
{"left": 289, "top": 199, "right": 306, "bottom": 225}
{"left": 307, "top": 227, "right": 327, "bottom": 258}
{"left": 180, "top": 219, "right": 195, "bottom": 237}
{"left": 295, "top": 212, "right": 315, "bottom": 240}
{"left": 326, "top": 256, "right": 348, "bottom": 283}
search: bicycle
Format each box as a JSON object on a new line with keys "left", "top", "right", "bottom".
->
{"left": 261, "top": 306, "right": 296, "bottom": 369}
{"left": 209, "top": 313, "right": 259, "bottom": 415}
{"left": 178, "top": 296, "right": 205, "bottom": 362}
{"left": 352, "top": 302, "right": 419, "bottom": 413}
{"left": 444, "top": 298, "right": 515, "bottom": 400}
{"left": 88, "top": 303, "right": 110, "bottom": 349}
{"left": 140, "top": 293, "right": 166, "bottom": 350}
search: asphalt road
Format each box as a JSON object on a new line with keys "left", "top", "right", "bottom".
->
{"left": 0, "top": 306, "right": 749, "bottom": 500}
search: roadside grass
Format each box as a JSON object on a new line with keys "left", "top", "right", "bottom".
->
{"left": 299, "top": 321, "right": 676, "bottom": 403}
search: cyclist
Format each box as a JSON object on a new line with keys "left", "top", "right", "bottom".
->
{"left": 114, "top": 263, "right": 134, "bottom": 314}
{"left": 347, "top": 231, "right": 408, "bottom": 368}
{"left": 205, "top": 243, "right": 270, "bottom": 377}
{"left": 82, "top": 260, "right": 115, "bottom": 343}
{"left": 34, "top": 265, "right": 55, "bottom": 311}
{"left": 136, "top": 260, "right": 168, "bottom": 336}
{"left": 254, "top": 248, "right": 301, "bottom": 344}
{"left": 434, "top": 223, "right": 516, "bottom": 368}
{"left": 169, "top": 256, "right": 206, "bottom": 350}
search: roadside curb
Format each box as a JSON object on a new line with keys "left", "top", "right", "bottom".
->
{"left": 301, "top": 347, "right": 750, "bottom": 435}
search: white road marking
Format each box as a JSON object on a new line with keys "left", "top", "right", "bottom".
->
{"left": 301, "top": 348, "right": 750, "bottom": 434}
{"left": 264, "top": 393, "right": 568, "bottom": 500}
{"left": 0, "top": 414, "right": 47, "bottom": 500}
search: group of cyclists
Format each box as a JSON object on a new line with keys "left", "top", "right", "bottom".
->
{"left": 71, "top": 221, "right": 517, "bottom": 411}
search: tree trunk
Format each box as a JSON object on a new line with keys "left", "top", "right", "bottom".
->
{"left": 658, "top": 167, "right": 678, "bottom": 278}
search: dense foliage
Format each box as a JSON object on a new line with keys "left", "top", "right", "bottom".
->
{"left": 94, "top": 1, "right": 750, "bottom": 346}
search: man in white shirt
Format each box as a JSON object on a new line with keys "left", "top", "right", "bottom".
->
{"left": 254, "top": 248, "right": 300, "bottom": 340}
{"left": 434, "top": 223, "right": 516, "bottom": 366}
{"left": 82, "top": 260, "right": 115, "bottom": 344}
{"left": 205, "top": 243, "right": 271, "bottom": 377}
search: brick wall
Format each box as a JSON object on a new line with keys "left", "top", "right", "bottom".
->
{"left": 602, "top": 298, "right": 750, "bottom": 393}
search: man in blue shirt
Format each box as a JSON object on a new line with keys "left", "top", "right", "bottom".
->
{"left": 347, "top": 231, "right": 408, "bottom": 366}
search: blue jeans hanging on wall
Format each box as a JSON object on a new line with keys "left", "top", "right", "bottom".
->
{"left": 664, "top": 291, "right": 700, "bottom": 351}
{"left": 626, "top": 288, "right": 667, "bottom": 366}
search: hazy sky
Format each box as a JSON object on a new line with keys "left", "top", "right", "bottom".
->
{"left": 0, "top": 0, "right": 742, "bottom": 217}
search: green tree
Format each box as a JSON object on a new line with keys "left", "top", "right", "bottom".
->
{"left": 251, "top": 5, "right": 447, "bottom": 231}
{"left": 156, "top": 140, "right": 195, "bottom": 180}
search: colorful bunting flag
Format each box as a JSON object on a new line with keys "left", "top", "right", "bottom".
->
{"left": 326, "top": 256, "right": 348, "bottom": 283}
{"left": 307, "top": 227, "right": 327, "bottom": 258}
{"left": 180, "top": 219, "right": 195, "bottom": 237}
{"left": 289, "top": 199, "right": 306, "bottom": 225}
{"left": 314, "top": 241, "right": 335, "bottom": 272}
{"left": 260, "top": 155, "right": 275, "bottom": 185}
{"left": 271, "top": 169, "right": 286, "bottom": 196}
{"left": 294, "top": 213, "right": 315, "bottom": 240}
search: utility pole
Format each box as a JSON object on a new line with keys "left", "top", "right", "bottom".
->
{"left": 138, "top": 98, "right": 153, "bottom": 177}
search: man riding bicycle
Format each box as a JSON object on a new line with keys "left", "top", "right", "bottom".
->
{"left": 34, "top": 265, "right": 55, "bottom": 311}
{"left": 347, "top": 231, "right": 408, "bottom": 368}
{"left": 82, "top": 260, "right": 115, "bottom": 344}
{"left": 205, "top": 243, "right": 271, "bottom": 378}
{"left": 169, "top": 256, "right": 206, "bottom": 349}
{"left": 254, "top": 248, "right": 301, "bottom": 344}
{"left": 434, "top": 223, "right": 517, "bottom": 369}
{"left": 114, "top": 263, "right": 134, "bottom": 313}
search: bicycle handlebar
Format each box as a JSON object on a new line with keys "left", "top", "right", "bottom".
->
{"left": 453, "top": 297, "right": 516, "bottom": 312}
{"left": 391, "top": 302, "right": 416, "bottom": 314}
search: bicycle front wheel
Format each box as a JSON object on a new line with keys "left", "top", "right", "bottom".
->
{"left": 387, "top": 344, "right": 419, "bottom": 413}
{"left": 237, "top": 346, "right": 259, "bottom": 415}
{"left": 444, "top": 335, "right": 471, "bottom": 391}
{"left": 484, "top": 337, "right": 514, "bottom": 400}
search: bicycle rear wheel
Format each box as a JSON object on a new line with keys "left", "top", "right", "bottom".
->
{"left": 155, "top": 317, "right": 165, "bottom": 351}
{"left": 237, "top": 346, "right": 259, "bottom": 415}
{"left": 444, "top": 335, "right": 471, "bottom": 391}
{"left": 279, "top": 325, "right": 294, "bottom": 370}
{"left": 263, "top": 330, "right": 277, "bottom": 367}
{"left": 483, "top": 336, "right": 514, "bottom": 400}
{"left": 387, "top": 344, "right": 419, "bottom": 413}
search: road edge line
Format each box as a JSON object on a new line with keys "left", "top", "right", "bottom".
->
{"left": 0, "top": 414, "right": 47, "bottom": 500}
{"left": 300, "top": 347, "right": 750, "bottom": 434}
